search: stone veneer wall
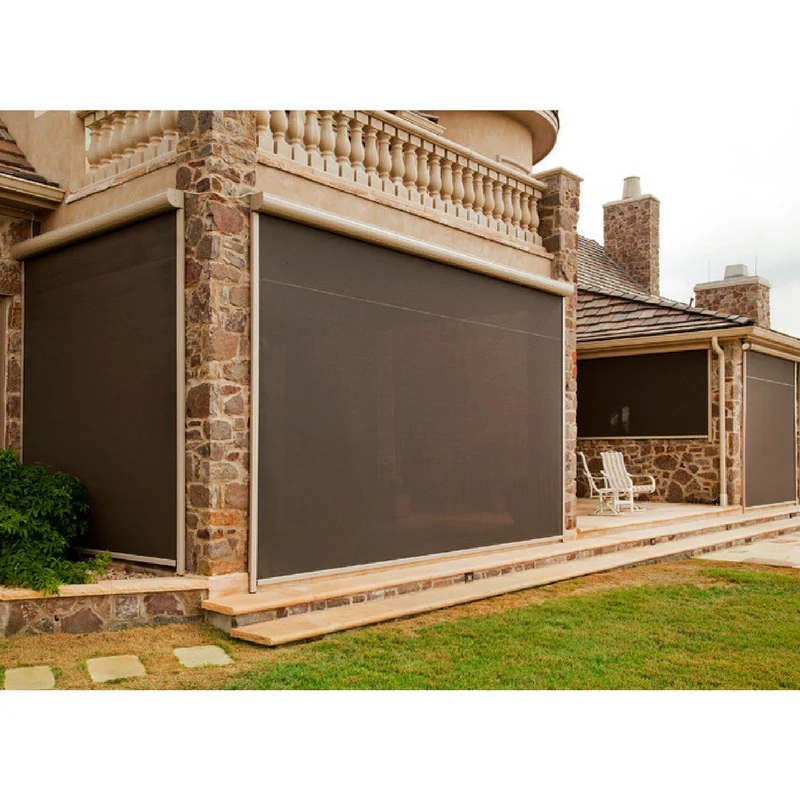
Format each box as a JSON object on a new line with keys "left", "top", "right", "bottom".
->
{"left": 0, "top": 214, "right": 29, "bottom": 452}
{"left": 0, "top": 589, "right": 205, "bottom": 636}
{"left": 602, "top": 195, "right": 660, "bottom": 296}
{"left": 577, "top": 342, "right": 745, "bottom": 506}
{"left": 177, "top": 111, "right": 257, "bottom": 576}
{"left": 694, "top": 278, "right": 770, "bottom": 328}
{"left": 534, "top": 168, "right": 582, "bottom": 532}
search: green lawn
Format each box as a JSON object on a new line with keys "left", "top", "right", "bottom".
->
{"left": 225, "top": 566, "right": 800, "bottom": 690}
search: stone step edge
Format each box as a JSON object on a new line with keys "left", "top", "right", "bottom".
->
{"left": 231, "top": 520, "right": 800, "bottom": 646}
{"left": 576, "top": 505, "right": 741, "bottom": 538}
{"left": 208, "top": 511, "right": 800, "bottom": 621}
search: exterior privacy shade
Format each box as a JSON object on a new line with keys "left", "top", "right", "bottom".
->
{"left": 577, "top": 350, "right": 710, "bottom": 438}
{"left": 257, "top": 214, "right": 564, "bottom": 580}
{"left": 744, "top": 351, "right": 797, "bottom": 507}
{"left": 23, "top": 214, "right": 178, "bottom": 561}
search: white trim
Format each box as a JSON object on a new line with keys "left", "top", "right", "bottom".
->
{"left": 255, "top": 535, "right": 564, "bottom": 587}
{"left": 175, "top": 207, "right": 186, "bottom": 575}
{"left": 10, "top": 189, "right": 184, "bottom": 260}
{"left": 562, "top": 295, "right": 567, "bottom": 538}
{"left": 249, "top": 193, "right": 573, "bottom": 298}
{"left": 248, "top": 211, "right": 260, "bottom": 594}
{"left": 81, "top": 548, "right": 177, "bottom": 568}
{"left": 743, "top": 342, "right": 800, "bottom": 363}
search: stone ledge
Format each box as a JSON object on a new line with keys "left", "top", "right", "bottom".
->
{"left": 0, "top": 576, "right": 208, "bottom": 601}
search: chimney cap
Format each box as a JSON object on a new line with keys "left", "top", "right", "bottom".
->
{"left": 622, "top": 176, "right": 642, "bottom": 199}
{"left": 724, "top": 263, "right": 749, "bottom": 280}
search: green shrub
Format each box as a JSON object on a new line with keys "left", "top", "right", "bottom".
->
{"left": 0, "top": 447, "right": 109, "bottom": 594}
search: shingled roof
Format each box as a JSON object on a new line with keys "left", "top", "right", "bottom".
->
{"left": 578, "top": 288, "right": 753, "bottom": 342}
{"left": 577, "top": 235, "right": 644, "bottom": 294}
{"left": 0, "top": 116, "right": 58, "bottom": 187}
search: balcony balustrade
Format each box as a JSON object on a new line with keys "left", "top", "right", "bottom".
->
{"left": 257, "top": 110, "right": 545, "bottom": 247}
{"left": 78, "top": 111, "right": 179, "bottom": 186}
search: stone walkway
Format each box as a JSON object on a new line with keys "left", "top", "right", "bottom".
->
{"left": 2, "top": 645, "right": 232, "bottom": 690}
{"left": 698, "top": 531, "right": 800, "bottom": 569}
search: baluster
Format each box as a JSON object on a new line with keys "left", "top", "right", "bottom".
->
{"left": 122, "top": 111, "right": 139, "bottom": 170}
{"left": 270, "top": 111, "right": 290, "bottom": 157}
{"left": 510, "top": 188, "right": 522, "bottom": 237}
{"left": 462, "top": 166, "right": 475, "bottom": 219}
{"left": 482, "top": 175, "right": 495, "bottom": 225}
{"left": 97, "top": 116, "right": 114, "bottom": 179}
{"left": 416, "top": 146, "right": 430, "bottom": 204}
{"left": 319, "top": 111, "right": 337, "bottom": 173}
{"left": 256, "top": 110, "right": 271, "bottom": 151}
{"left": 377, "top": 131, "right": 392, "bottom": 192}
{"left": 109, "top": 112, "right": 126, "bottom": 174}
{"left": 520, "top": 191, "right": 532, "bottom": 236}
{"left": 162, "top": 110, "right": 179, "bottom": 154}
{"left": 133, "top": 111, "right": 150, "bottom": 165}
{"left": 428, "top": 153, "right": 442, "bottom": 209}
{"left": 304, "top": 111, "right": 322, "bottom": 169}
{"left": 492, "top": 179, "right": 504, "bottom": 230}
{"left": 146, "top": 110, "right": 163, "bottom": 160}
{"left": 473, "top": 170, "right": 485, "bottom": 219}
{"left": 349, "top": 118, "right": 367, "bottom": 185}
{"left": 86, "top": 119, "right": 102, "bottom": 180}
{"left": 287, "top": 110, "right": 305, "bottom": 163}
{"left": 389, "top": 136, "right": 405, "bottom": 195}
{"left": 502, "top": 184, "right": 514, "bottom": 233}
{"left": 451, "top": 163, "right": 465, "bottom": 213}
{"left": 402, "top": 142, "right": 418, "bottom": 201}
{"left": 529, "top": 191, "right": 542, "bottom": 244}
{"left": 334, "top": 112, "right": 353, "bottom": 180}
{"left": 441, "top": 158, "right": 453, "bottom": 206}
{"left": 364, "top": 123, "right": 380, "bottom": 188}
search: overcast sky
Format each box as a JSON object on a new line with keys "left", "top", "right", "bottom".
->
{"left": 534, "top": 107, "right": 800, "bottom": 336}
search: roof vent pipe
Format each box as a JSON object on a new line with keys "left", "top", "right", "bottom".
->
{"left": 622, "top": 176, "right": 642, "bottom": 199}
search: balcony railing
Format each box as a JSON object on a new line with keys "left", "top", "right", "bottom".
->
{"left": 257, "top": 110, "right": 545, "bottom": 247}
{"left": 78, "top": 111, "right": 179, "bottom": 186}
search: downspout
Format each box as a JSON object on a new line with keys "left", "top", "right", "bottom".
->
{"left": 711, "top": 337, "right": 727, "bottom": 506}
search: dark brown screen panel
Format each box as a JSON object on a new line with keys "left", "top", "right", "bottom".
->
{"left": 745, "top": 351, "right": 796, "bottom": 507}
{"left": 258, "top": 215, "right": 563, "bottom": 579}
{"left": 577, "top": 350, "right": 709, "bottom": 438}
{"left": 23, "top": 214, "right": 177, "bottom": 561}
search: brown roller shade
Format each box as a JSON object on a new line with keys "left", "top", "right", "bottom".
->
{"left": 577, "top": 350, "right": 709, "bottom": 438}
{"left": 745, "top": 351, "right": 797, "bottom": 507}
{"left": 257, "top": 215, "right": 563, "bottom": 579}
{"left": 23, "top": 214, "right": 177, "bottom": 561}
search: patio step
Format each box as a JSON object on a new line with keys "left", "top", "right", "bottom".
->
{"left": 229, "top": 514, "right": 800, "bottom": 646}
{"left": 204, "top": 504, "right": 800, "bottom": 630}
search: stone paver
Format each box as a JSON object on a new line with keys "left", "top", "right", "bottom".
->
{"left": 698, "top": 532, "right": 800, "bottom": 568}
{"left": 173, "top": 645, "right": 232, "bottom": 668}
{"left": 4, "top": 665, "right": 55, "bottom": 690}
{"left": 86, "top": 655, "right": 146, "bottom": 683}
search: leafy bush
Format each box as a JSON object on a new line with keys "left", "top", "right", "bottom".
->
{"left": 0, "top": 447, "right": 109, "bottom": 594}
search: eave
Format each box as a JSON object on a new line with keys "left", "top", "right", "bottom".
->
{"left": 0, "top": 173, "right": 65, "bottom": 213}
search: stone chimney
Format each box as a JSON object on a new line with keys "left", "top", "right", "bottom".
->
{"left": 603, "top": 177, "right": 660, "bottom": 296}
{"left": 693, "top": 264, "right": 771, "bottom": 327}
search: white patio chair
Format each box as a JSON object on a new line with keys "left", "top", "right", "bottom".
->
{"left": 579, "top": 451, "right": 623, "bottom": 515}
{"left": 600, "top": 451, "right": 656, "bottom": 513}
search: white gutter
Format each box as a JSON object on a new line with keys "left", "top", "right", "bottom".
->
{"left": 711, "top": 336, "right": 727, "bottom": 506}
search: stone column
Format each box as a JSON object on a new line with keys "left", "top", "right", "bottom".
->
{"left": 724, "top": 342, "right": 745, "bottom": 506}
{"left": 0, "top": 214, "right": 30, "bottom": 453}
{"left": 533, "top": 167, "right": 582, "bottom": 535}
{"left": 176, "top": 111, "right": 257, "bottom": 576}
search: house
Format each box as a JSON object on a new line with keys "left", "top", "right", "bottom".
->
{"left": 0, "top": 110, "right": 576, "bottom": 597}
{"left": 1, "top": 110, "right": 796, "bottom": 639}
{"left": 575, "top": 178, "right": 800, "bottom": 511}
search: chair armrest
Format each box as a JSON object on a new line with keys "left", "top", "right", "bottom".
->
{"left": 631, "top": 476, "right": 656, "bottom": 490}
